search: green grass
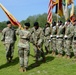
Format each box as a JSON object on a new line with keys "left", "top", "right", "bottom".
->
{"left": 0, "top": 33, "right": 76, "bottom": 75}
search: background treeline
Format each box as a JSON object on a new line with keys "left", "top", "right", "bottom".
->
{"left": 0, "top": 6, "right": 76, "bottom": 30}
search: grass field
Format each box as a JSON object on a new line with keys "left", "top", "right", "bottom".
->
{"left": 0, "top": 33, "right": 76, "bottom": 75}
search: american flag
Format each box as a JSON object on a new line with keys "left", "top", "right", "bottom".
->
{"left": 47, "top": 0, "right": 57, "bottom": 24}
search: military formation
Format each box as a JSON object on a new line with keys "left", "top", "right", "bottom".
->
{"left": 1, "top": 19, "right": 76, "bottom": 72}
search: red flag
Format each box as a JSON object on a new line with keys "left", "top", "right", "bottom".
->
{"left": 0, "top": 3, "right": 23, "bottom": 29}
{"left": 47, "top": 0, "right": 57, "bottom": 24}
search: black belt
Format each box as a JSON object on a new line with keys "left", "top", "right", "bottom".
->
{"left": 57, "top": 37, "right": 63, "bottom": 39}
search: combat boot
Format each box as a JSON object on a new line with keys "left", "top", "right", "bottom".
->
{"left": 42, "top": 57, "right": 46, "bottom": 63}
{"left": 51, "top": 51, "right": 56, "bottom": 56}
{"left": 23, "top": 67, "right": 27, "bottom": 72}
{"left": 10, "top": 56, "right": 13, "bottom": 62}
{"left": 67, "top": 55, "right": 70, "bottom": 59}
{"left": 6, "top": 57, "right": 10, "bottom": 63}
{"left": 57, "top": 53, "right": 62, "bottom": 57}
{"left": 19, "top": 67, "right": 24, "bottom": 72}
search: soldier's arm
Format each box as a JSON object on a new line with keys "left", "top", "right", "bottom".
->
{"left": 37, "top": 29, "right": 44, "bottom": 46}
{"left": 1, "top": 28, "right": 6, "bottom": 41}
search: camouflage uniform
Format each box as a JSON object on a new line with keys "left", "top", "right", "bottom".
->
{"left": 44, "top": 26, "right": 51, "bottom": 54}
{"left": 51, "top": 25, "right": 57, "bottom": 55}
{"left": 32, "top": 26, "right": 45, "bottom": 62}
{"left": 16, "top": 28, "right": 31, "bottom": 69}
{"left": 1, "top": 27, "right": 16, "bottom": 62}
{"left": 72, "top": 23, "right": 76, "bottom": 58}
{"left": 56, "top": 24, "right": 64, "bottom": 56}
{"left": 64, "top": 23, "right": 73, "bottom": 58}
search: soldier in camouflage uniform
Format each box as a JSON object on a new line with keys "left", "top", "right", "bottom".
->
{"left": 50, "top": 22, "right": 57, "bottom": 56}
{"left": 72, "top": 20, "right": 76, "bottom": 59}
{"left": 32, "top": 22, "right": 45, "bottom": 64}
{"left": 56, "top": 21, "right": 65, "bottom": 57}
{"left": 1, "top": 21, "right": 16, "bottom": 62}
{"left": 44, "top": 22, "right": 51, "bottom": 54}
{"left": 64, "top": 20, "right": 73, "bottom": 59}
{"left": 16, "top": 23, "right": 31, "bottom": 72}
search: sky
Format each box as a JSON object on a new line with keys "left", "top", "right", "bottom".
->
{"left": 0, "top": 0, "right": 49, "bottom": 22}
{"left": 0, "top": 0, "right": 76, "bottom": 22}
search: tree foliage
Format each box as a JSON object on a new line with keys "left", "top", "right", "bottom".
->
{"left": 0, "top": 6, "right": 76, "bottom": 30}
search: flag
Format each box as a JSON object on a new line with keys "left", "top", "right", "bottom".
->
{"left": 63, "top": 0, "right": 73, "bottom": 6}
{"left": 47, "top": 0, "right": 57, "bottom": 24}
{"left": 63, "top": 0, "right": 69, "bottom": 20}
{"left": 67, "top": 0, "right": 73, "bottom": 5}
{"left": 70, "top": 0, "right": 74, "bottom": 17}
{"left": 70, "top": 0, "right": 75, "bottom": 22}
{"left": 0, "top": 3, "right": 23, "bottom": 29}
{"left": 55, "top": 0, "right": 63, "bottom": 17}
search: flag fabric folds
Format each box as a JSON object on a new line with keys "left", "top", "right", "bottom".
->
{"left": 55, "top": 0, "right": 63, "bottom": 17}
{"left": 47, "top": 0, "right": 57, "bottom": 24}
{"left": 0, "top": 3, "right": 23, "bottom": 29}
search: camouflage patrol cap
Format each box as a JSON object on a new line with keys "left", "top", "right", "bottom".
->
{"left": 34, "top": 22, "right": 39, "bottom": 26}
{"left": 6, "top": 21, "right": 11, "bottom": 24}
{"left": 24, "top": 22, "right": 30, "bottom": 27}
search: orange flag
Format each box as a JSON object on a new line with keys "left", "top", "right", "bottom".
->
{"left": 0, "top": 3, "right": 23, "bottom": 29}
{"left": 55, "top": 0, "right": 63, "bottom": 17}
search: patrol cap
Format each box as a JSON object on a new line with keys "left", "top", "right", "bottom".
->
{"left": 24, "top": 22, "right": 30, "bottom": 27}
{"left": 34, "top": 22, "right": 39, "bottom": 26}
{"left": 6, "top": 21, "right": 11, "bottom": 24}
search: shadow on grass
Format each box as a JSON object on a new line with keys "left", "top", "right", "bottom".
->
{"left": 0, "top": 57, "right": 19, "bottom": 69}
{"left": 27, "top": 56, "right": 54, "bottom": 70}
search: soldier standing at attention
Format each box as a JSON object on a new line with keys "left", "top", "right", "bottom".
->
{"left": 16, "top": 23, "right": 31, "bottom": 72}
{"left": 72, "top": 20, "right": 76, "bottom": 60}
{"left": 64, "top": 20, "right": 73, "bottom": 59}
{"left": 50, "top": 21, "right": 57, "bottom": 56}
{"left": 56, "top": 21, "right": 64, "bottom": 57}
{"left": 44, "top": 22, "right": 51, "bottom": 54}
{"left": 1, "top": 21, "right": 16, "bottom": 63}
{"left": 32, "top": 22, "right": 46, "bottom": 64}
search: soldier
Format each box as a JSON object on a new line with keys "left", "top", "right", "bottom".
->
{"left": 1, "top": 21, "right": 16, "bottom": 63}
{"left": 44, "top": 22, "right": 51, "bottom": 54}
{"left": 72, "top": 20, "right": 76, "bottom": 60}
{"left": 50, "top": 21, "right": 57, "bottom": 56}
{"left": 32, "top": 22, "right": 46, "bottom": 64}
{"left": 64, "top": 20, "right": 73, "bottom": 59}
{"left": 16, "top": 22, "right": 31, "bottom": 72}
{"left": 56, "top": 21, "right": 64, "bottom": 57}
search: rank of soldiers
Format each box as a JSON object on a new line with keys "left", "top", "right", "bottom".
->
{"left": 1, "top": 19, "right": 76, "bottom": 72}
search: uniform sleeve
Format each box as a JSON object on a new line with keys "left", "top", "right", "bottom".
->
{"left": 37, "top": 29, "right": 44, "bottom": 46}
{"left": 1, "top": 28, "right": 6, "bottom": 41}
{"left": 16, "top": 28, "right": 20, "bottom": 35}
{"left": 68, "top": 26, "right": 74, "bottom": 38}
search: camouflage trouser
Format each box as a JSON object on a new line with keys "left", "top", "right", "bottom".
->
{"left": 44, "top": 39, "right": 50, "bottom": 52}
{"left": 72, "top": 40, "right": 76, "bottom": 56}
{"left": 18, "top": 47, "right": 29, "bottom": 68}
{"left": 56, "top": 38, "right": 63, "bottom": 54}
{"left": 51, "top": 38, "right": 56, "bottom": 52}
{"left": 33, "top": 45, "right": 45, "bottom": 61}
{"left": 5, "top": 43, "right": 15, "bottom": 59}
{"left": 64, "top": 40, "right": 71, "bottom": 56}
